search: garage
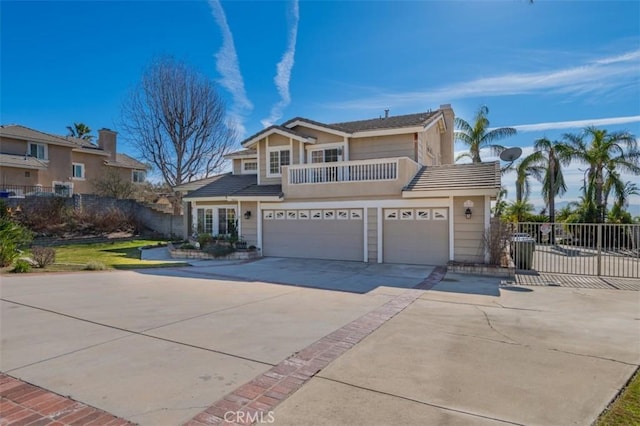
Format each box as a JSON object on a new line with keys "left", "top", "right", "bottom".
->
{"left": 262, "top": 208, "right": 364, "bottom": 261}
{"left": 383, "top": 207, "right": 449, "bottom": 265}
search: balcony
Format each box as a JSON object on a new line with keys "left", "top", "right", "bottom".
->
{"left": 283, "top": 157, "right": 420, "bottom": 199}
{"left": 288, "top": 158, "right": 400, "bottom": 184}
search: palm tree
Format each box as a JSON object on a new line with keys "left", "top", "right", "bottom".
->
{"left": 454, "top": 105, "right": 517, "bottom": 163}
{"left": 66, "top": 123, "right": 93, "bottom": 141}
{"left": 513, "top": 154, "right": 544, "bottom": 203}
{"left": 527, "top": 137, "right": 572, "bottom": 224}
{"left": 564, "top": 127, "right": 639, "bottom": 223}
{"left": 505, "top": 200, "right": 534, "bottom": 222}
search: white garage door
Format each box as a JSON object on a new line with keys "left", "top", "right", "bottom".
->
{"left": 262, "top": 209, "right": 364, "bottom": 261}
{"left": 383, "top": 207, "right": 449, "bottom": 265}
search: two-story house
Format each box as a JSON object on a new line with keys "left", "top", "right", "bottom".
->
{"left": 0, "top": 125, "right": 147, "bottom": 196}
{"left": 177, "top": 105, "right": 501, "bottom": 266}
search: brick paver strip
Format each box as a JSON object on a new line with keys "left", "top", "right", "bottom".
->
{"left": 0, "top": 373, "right": 135, "bottom": 426}
{"left": 184, "top": 267, "right": 445, "bottom": 425}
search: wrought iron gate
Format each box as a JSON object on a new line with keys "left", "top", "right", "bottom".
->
{"left": 514, "top": 223, "right": 640, "bottom": 278}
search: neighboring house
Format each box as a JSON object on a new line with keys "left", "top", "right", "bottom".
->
{"left": 176, "top": 105, "right": 501, "bottom": 266}
{"left": 0, "top": 125, "right": 147, "bottom": 196}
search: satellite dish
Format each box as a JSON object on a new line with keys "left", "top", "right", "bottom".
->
{"left": 500, "top": 147, "right": 522, "bottom": 162}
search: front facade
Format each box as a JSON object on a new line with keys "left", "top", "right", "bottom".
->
{"left": 0, "top": 125, "right": 147, "bottom": 196}
{"left": 178, "top": 105, "right": 501, "bottom": 266}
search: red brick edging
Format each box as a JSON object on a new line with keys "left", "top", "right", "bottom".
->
{"left": 185, "top": 267, "right": 446, "bottom": 425}
{"left": 0, "top": 374, "right": 134, "bottom": 426}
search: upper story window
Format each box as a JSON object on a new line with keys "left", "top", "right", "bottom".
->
{"left": 72, "top": 163, "right": 85, "bottom": 179}
{"left": 308, "top": 144, "right": 344, "bottom": 163}
{"left": 242, "top": 159, "right": 258, "bottom": 174}
{"left": 28, "top": 142, "right": 47, "bottom": 160}
{"left": 132, "top": 170, "right": 146, "bottom": 183}
{"left": 268, "top": 148, "right": 290, "bottom": 177}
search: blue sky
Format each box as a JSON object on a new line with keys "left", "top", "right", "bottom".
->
{"left": 1, "top": 1, "right": 639, "bottom": 213}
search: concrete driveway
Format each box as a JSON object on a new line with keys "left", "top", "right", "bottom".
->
{"left": 0, "top": 260, "right": 429, "bottom": 425}
{"left": 1, "top": 260, "right": 638, "bottom": 426}
{"left": 273, "top": 274, "right": 640, "bottom": 426}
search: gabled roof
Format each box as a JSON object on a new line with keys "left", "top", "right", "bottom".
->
{"left": 224, "top": 149, "right": 257, "bottom": 159}
{"left": 184, "top": 173, "right": 283, "bottom": 200}
{"left": 104, "top": 153, "right": 147, "bottom": 170}
{"left": 330, "top": 111, "right": 440, "bottom": 133}
{"left": 282, "top": 117, "right": 349, "bottom": 134}
{"left": 0, "top": 153, "right": 48, "bottom": 170}
{"left": 404, "top": 162, "right": 501, "bottom": 194}
{"left": 240, "top": 125, "right": 316, "bottom": 148}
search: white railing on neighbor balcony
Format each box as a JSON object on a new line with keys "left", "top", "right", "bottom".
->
{"left": 288, "top": 158, "right": 398, "bottom": 184}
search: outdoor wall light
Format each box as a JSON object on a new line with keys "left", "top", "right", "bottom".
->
{"left": 244, "top": 211, "right": 252, "bottom": 220}
{"left": 465, "top": 207, "right": 472, "bottom": 219}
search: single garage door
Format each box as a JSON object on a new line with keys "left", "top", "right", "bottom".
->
{"left": 263, "top": 208, "right": 364, "bottom": 261}
{"left": 383, "top": 207, "right": 449, "bottom": 265}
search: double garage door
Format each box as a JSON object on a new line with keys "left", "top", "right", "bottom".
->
{"left": 382, "top": 208, "right": 449, "bottom": 265}
{"left": 262, "top": 209, "right": 364, "bottom": 262}
{"left": 262, "top": 207, "right": 449, "bottom": 265}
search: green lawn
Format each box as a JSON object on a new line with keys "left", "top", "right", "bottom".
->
{"left": 597, "top": 368, "right": 640, "bottom": 426}
{"left": 38, "top": 240, "right": 187, "bottom": 271}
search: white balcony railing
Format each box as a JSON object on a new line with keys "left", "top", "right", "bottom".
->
{"left": 288, "top": 158, "right": 398, "bottom": 185}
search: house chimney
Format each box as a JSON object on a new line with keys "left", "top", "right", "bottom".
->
{"left": 98, "top": 128, "right": 117, "bottom": 161}
{"left": 384, "top": 109, "right": 389, "bottom": 119}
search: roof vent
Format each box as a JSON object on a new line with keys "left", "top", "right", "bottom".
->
{"left": 384, "top": 109, "right": 389, "bottom": 119}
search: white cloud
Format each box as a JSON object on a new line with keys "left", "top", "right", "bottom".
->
{"left": 328, "top": 49, "right": 640, "bottom": 110}
{"left": 209, "top": 0, "right": 253, "bottom": 136}
{"left": 509, "top": 115, "right": 640, "bottom": 133}
{"left": 261, "top": 0, "right": 300, "bottom": 128}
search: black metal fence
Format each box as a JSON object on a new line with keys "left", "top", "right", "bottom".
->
{"left": 0, "top": 184, "right": 68, "bottom": 198}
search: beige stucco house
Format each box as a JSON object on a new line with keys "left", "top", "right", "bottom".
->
{"left": 177, "top": 105, "right": 501, "bottom": 266}
{"left": 0, "top": 125, "right": 147, "bottom": 196}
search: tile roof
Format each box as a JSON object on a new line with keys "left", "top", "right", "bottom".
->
{"left": 174, "top": 175, "right": 226, "bottom": 192}
{"left": 330, "top": 111, "right": 440, "bottom": 133}
{"left": 184, "top": 173, "right": 283, "bottom": 199}
{"left": 404, "top": 162, "right": 501, "bottom": 192}
{"left": 105, "top": 153, "right": 147, "bottom": 169}
{"left": 0, "top": 153, "right": 48, "bottom": 170}
{"left": 224, "top": 149, "right": 257, "bottom": 159}
{"left": 1, "top": 124, "right": 103, "bottom": 150}
{"left": 0, "top": 125, "right": 78, "bottom": 147}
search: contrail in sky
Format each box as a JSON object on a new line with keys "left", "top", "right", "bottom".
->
{"left": 209, "top": 0, "right": 253, "bottom": 136}
{"left": 261, "top": 0, "right": 299, "bottom": 128}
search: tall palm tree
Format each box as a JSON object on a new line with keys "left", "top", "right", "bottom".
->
{"left": 66, "top": 123, "right": 93, "bottom": 141}
{"left": 513, "top": 154, "right": 544, "bottom": 203}
{"left": 454, "top": 105, "right": 517, "bottom": 163}
{"left": 564, "top": 127, "right": 639, "bottom": 223}
{"left": 526, "top": 137, "right": 572, "bottom": 224}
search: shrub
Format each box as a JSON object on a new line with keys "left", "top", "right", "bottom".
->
{"left": 12, "top": 259, "right": 31, "bottom": 273}
{"left": 31, "top": 246, "right": 56, "bottom": 268}
{"left": 0, "top": 218, "right": 32, "bottom": 267}
{"left": 198, "top": 233, "right": 215, "bottom": 248}
{"left": 205, "top": 244, "right": 234, "bottom": 258}
{"left": 84, "top": 261, "right": 107, "bottom": 271}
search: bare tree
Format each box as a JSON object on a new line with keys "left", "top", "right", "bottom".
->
{"left": 92, "top": 169, "right": 135, "bottom": 199}
{"left": 121, "top": 56, "right": 235, "bottom": 187}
